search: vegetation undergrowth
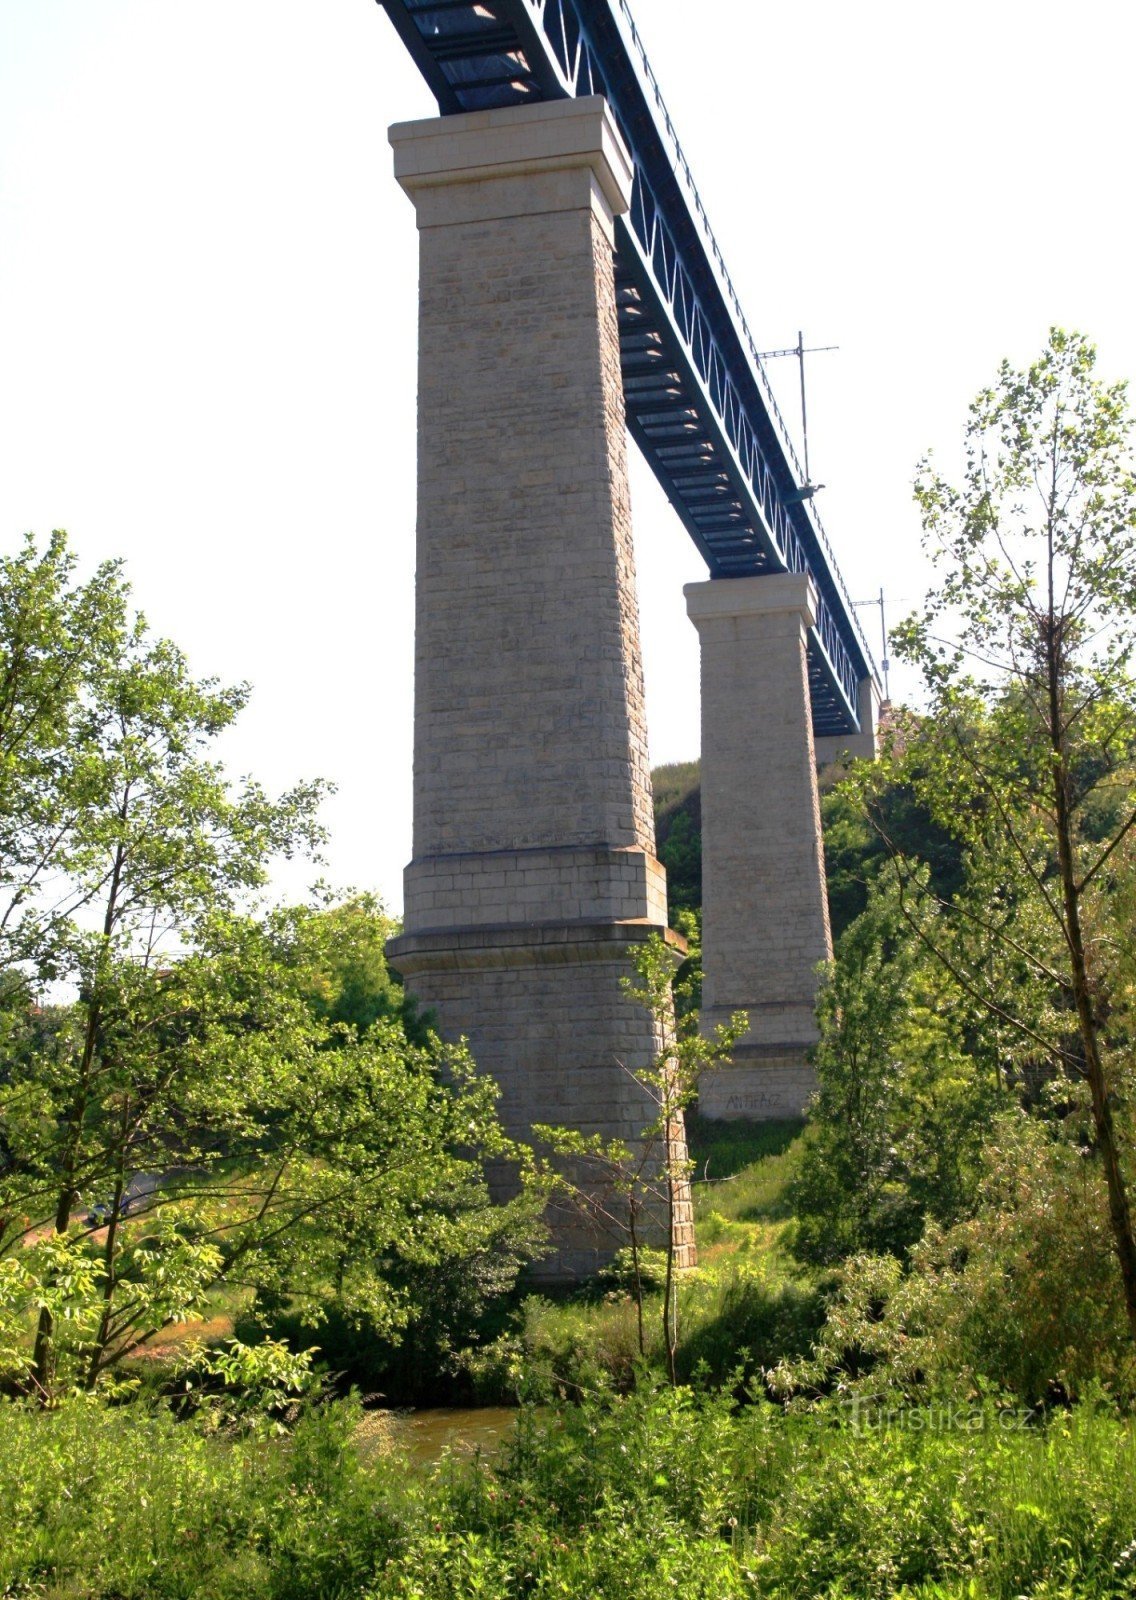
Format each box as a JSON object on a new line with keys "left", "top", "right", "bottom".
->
{"left": 455, "top": 1118, "right": 824, "bottom": 1403}
{"left": 3, "top": 1383, "right": 1136, "bottom": 1600}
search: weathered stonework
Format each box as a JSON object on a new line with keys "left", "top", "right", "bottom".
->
{"left": 404, "top": 845, "right": 669, "bottom": 934}
{"left": 686, "top": 574, "right": 834, "bottom": 1120}
{"left": 387, "top": 97, "right": 692, "bottom": 1277}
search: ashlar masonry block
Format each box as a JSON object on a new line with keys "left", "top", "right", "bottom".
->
{"left": 386, "top": 97, "right": 691, "bottom": 1278}
{"left": 686, "top": 574, "right": 834, "bottom": 1120}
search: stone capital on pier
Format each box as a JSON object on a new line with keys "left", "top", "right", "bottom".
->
{"left": 390, "top": 95, "right": 633, "bottom": 241}
{"left": 684, "top": 571, "right": 818, "bottom": 631}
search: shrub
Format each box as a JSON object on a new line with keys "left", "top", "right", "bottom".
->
{"left": 791, "top": 871, "right": 994, "bottom": 1268}
{"left": 778, "top": 1111, "right": 1134, "bottom": 1408}
{"left": 676, "top": 1264, "right": 824, "bottom": 1387}
{"left": 170, "top": 1337, "right": 323, "bottom": 1434}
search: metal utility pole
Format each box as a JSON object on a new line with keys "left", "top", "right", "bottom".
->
{"left": 854, "top": 587, "right": 891, "bottom": 700}
{"left": 757, "top": 331, "right": 838, "bottom": 490}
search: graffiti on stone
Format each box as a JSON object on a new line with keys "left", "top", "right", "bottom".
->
{"left": 724, "top": 1091, "right": 785, "bottom": 1113}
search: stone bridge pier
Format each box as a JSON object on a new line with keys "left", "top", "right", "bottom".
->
{"left": 686, "top": 574, "right": 835, "bottom": 1120}
{"left": 385, "top": 96, "right": 692, "bottom": 1278}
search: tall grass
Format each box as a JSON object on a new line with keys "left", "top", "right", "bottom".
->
{"left": 3, "top": 1386, "right": 1135, "bottom": 1599}
{"left": 0, "top": 1398, "right": 407, "bottom": 1600}
{"left": 686, "top": 1113, "right": 804, "bottom": 1190}
{"left": 479, "top": 1119, "right": 820, "bottom": 1401}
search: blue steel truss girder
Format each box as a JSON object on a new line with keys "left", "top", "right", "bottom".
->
{"left": 378, "top": 0, "right": 878, "bottom": 735}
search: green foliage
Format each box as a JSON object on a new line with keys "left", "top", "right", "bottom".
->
{"left": 465, "top": 1125, "right": 817, "bottom": 1401}
{"left": 818, "top": 769, "right": 881, "bottom": 939}
{"left": 470, "top": 1260, "right": 821, "bottom": 1403}
{"left": 0, "top": 1393, "right": 397, "bottom": 1600}
{"left": 249, "top": 1162, "right": 548, "bottom": 1406}
{"left": 685, "top": 1114, "right": 803, "bottom": 1186}
{"left": 659, "top": 811, "right": 702, "bottom": 917}
{"left": 792, "top": 869, "right": 998, "bottom": 1266}
{"left": 0, "top": 1231, "right": 104, "bottom": 1383}
{"left": 172, "top": 1337, "right": 323, "bottom": 1434}
{"left": 745, "top": 1396, "right": 1136, "bottom": 1600}
{"left": 536, "top": 932, "right": 745, "bottom": 1379}
{"left": 0, "top": 909, "right": 543, "bottom": 1398}
{"left": 820, "top": 745, "right": 968, "bottom": 939}
{"left": 288, "top": 893, "right": 432, "bottom": 1045}
{"left": 781, "top": 1110, "right": 1135, "bottom": 1408}
{"left": 795, "top": 334, "right": 1136, "bottom": 1360}
{"left": 0, "top": 532, "right": 329, "bottom": 1395}
{"left": 674, "top": 1266, "right": 824, "bottom": 1388}
{"left": 595, "top": 1243, "right": 670, "bottom": 1294}
{"left": 892, "top": 329, "right": 1136, "bottom": 1334}
{"left": 481, "top": 1291, "right": 649, "bottom": 1400}
{"left": 653, "top": 754, "right": 964, "bottom": 942}
{"left": 0, "top": 533, "right": 130, "bottom": 979}
{"left": 4, "top": 1384, "right": 1136, "bottom": 1598}
{"left": 651, "top": 760, "right": 702, "bottom": 918}
{"left": 0, "top": 536, "right": 543, "bottom": 1400}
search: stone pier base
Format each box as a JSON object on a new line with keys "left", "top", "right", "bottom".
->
{"left": 389, "top": 918, "right": 694, "bottom": 1280}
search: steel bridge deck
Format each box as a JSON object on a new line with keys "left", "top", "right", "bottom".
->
{"left": 379, "top": 0, "right": 877, "bottom": 735}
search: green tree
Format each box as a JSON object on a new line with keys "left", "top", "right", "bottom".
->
{"left": 0, "top": 536, "right": 326, "bottom": 1393}
{"left": 0, "top": 533, "right": 129, "bottom": 983}
{"left": 791, "top": 868, "right": 995, "bottom": 1264}
{"left": 0, "top": 534, "right": 542, "bottom": 1398}
{"left": 537, "top": 933, "right": 744, "bottom": 1382}
{"left": 889, "top": 330, "right": 1136, "bottom": 1337}
{"left": 820, "top": 723, "right": 967, "bottom": 940}
{"left": 651, "top": 753, "right": 964, "bottom": 940}
{"left": 286, "top": 894, "right": 432, "bottom": 1045}
{"left": 657, "top": 810, "right": 702, "bottom": 918}
{"left": 652, "top": 762, "right": 702, "bottom": 918}
{"left": 777, "top": 1111, "right": 1132, "bottom": 1406}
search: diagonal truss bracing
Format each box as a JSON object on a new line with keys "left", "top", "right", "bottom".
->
{"left": 379, "top": 0, "right": 878, "bottom": 734}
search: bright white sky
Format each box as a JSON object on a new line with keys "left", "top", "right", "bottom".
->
{"left": 2, "top": 0, "right": 1134, "bottom": 913}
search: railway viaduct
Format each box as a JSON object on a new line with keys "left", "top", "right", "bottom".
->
{"left": 379, "top": 0, "right": 881, "bottom": 1272}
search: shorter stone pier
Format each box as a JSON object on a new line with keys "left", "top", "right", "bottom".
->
{"left": 686, "top": 574, "right": 834, "bottom": 1120}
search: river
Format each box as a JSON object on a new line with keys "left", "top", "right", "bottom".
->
{"left": 355, "top": 1405, "right": 523, "bottom": 1466}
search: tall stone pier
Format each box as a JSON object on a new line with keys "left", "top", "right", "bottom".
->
{"left": 686, "top": 575, "right": 834, "bottom": 1119}
{"left": 386, "top": 97, "right": 689, "bottom": 1277}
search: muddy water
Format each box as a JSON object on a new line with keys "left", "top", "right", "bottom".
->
{"left": 356, "top": 1406, "right": 524, "bottom": 1466}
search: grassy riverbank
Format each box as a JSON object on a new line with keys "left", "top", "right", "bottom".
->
{"left": 5, "top": 1127, "right": 1135, "bottom": 1599}
{"left": 4, "top": 1382, "right": 1135, "bottom": 1599}
{"left": 466, "top": 1117, "right": 823, "bottom": 1401}
{"left": 111, "top": 1118, "right": 818, "bottom": 1405}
